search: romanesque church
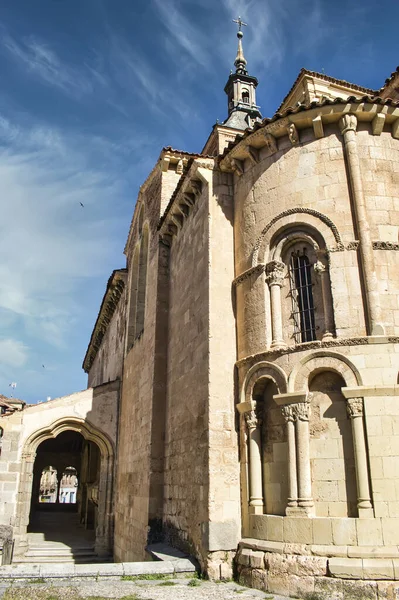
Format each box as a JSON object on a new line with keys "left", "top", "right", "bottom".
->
{"left": 1, "top": 24, "right": 399, "bottom": 599}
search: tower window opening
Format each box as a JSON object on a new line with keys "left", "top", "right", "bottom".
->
{"left": 289, "top": 249, "right": 316, "bottom": 343}
{"left": 242, "top": 89, "right": 250, "bottom": 103}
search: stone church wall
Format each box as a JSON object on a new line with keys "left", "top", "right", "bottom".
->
{"left": 88, "top": 287, "right": 127, "bottom": 388}
{"left": 163, "top": 170, "right": 210, "bottom": 563}
{"left": 162, "top": 165, "right": 240, "bottom": 575}
{"left": 113, "top": 169, "right": 164, "bottom": 562}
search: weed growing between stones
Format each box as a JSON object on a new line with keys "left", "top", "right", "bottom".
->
{"left": 121, "top": 573, "right": 171, "bottom": 581}
{"left": 187, "top": 578, "right": 201, "bottom": 587}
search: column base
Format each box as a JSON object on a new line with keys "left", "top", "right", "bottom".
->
{"left": 249, "top": 504, "right": 264, "bottom": 515}
{"left": 358, "top": 506, "right": 374, "bottom": 518}
{"left": 270, "top": 340, "right": 287, "bottom": 350}
{"left": 286, "top": 505, "right": 314, "bottom": 517}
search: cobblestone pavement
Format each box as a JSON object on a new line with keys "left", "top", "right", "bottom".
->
{"left": 0, "top": 577, "right": 295, "bottom": 600}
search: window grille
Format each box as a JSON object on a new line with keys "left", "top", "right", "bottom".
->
{"left": 289, "top": 249, "right": 316, "bottom": 343}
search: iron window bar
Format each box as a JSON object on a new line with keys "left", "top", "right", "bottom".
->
{"left": 289, "top": 250, "right": 316, "bottom": 343}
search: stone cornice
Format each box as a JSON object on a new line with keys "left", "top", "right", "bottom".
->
{"left": 219, "top": 99, "right": 399, "bottom": 175}
{"left": 82, "top": 269, "right": 127, "bottom": 374}
{"left": 158, "top": 157, "right": 215, "bottom": 246}
{"left": 236, "top": 336, "right": 399, "bottom": 368}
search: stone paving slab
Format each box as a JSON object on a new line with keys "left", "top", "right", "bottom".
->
{"left": 0, "top": 559, "right": 195, "bottom": 580}
{"left": 0, "top": 577, "right": 294, "bottom": 600}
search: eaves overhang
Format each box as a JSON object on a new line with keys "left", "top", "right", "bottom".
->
{"left": 218, "top": 96, "right": 399, "bottom": 174}
{"left": 82, "top": 269, "right": 127, "bottom": 374}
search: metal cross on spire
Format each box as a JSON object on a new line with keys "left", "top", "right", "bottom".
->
{"left": 233, "top": 16, "right": 247, "bottom": 31}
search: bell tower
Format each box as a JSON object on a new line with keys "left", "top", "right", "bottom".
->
{"left": 223, "top": 17, "right": 262, "bottom": 130}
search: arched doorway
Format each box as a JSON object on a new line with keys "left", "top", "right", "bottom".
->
{"left": 14, "top": 419, "right": 114, "bottom": 560}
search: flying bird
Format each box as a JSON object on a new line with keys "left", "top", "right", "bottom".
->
{"left": 42, "top": 364, "right": 45, "bottom": 368}
{"left": 80, "top": 202, "right": 84, "bottom": 207}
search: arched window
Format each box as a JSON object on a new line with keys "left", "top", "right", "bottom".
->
{"left": 242, "top": 89, "right": 250, "bottom": 103}
{"left": 289, "top": 248, "right": 316, "bottom": 343}
{"left": 266, "top": 229, "right": 334, "bottom": 348}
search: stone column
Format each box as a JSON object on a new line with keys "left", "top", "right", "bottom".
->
{"left": 266, "top": 261, "right": 286, "bottom": 349}
{"left": 293, "top": 399, "right": 314, "bottom": 513}
{"left": 339, "top": 114, "right": 383, "bottom": 335}
{"left": 314, "top": 258, "right": 334, "bottom": 340}
{"left": 282, "top": 405, "right": 298, "bottom": 510}
{"left": 347, "top": 397, "right": 373, "bottom": 517}
{"left": 245, "top": 409, "right": 264, "bottom": 514}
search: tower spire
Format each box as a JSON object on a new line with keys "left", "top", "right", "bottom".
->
{"left": 233, "top": 17, "right": 248, "bottom": 75}
{"left": 222, "top": 17, "right": 262, "bottom": 130}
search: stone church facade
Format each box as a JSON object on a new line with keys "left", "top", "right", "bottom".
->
{"left": 1, "top": 28, "right": 399, "bottom": 599}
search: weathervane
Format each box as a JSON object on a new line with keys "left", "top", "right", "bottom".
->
{"left": 233, "top": 16, "right": 247, "bottom": 32}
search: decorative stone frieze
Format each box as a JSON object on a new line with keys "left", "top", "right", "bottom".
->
{"left": 373, "top": 241, "right": 399, "bottom": 250}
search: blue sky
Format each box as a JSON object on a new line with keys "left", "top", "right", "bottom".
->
{"left": 0, "top": 0, "right": 397, "bottom": 404}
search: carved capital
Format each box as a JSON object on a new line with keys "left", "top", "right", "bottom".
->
{"left": 282, "top": 404, "right": 295, "bottom": 423}
{"left": 314, "top": 260, "right": 327, "bottom": 274}
{"left": 265, "top": 260, "right": 285, "bottom": 287}
{"left": 292, "top": 394, "right": 312, "bottom": 421}
{"left": 347, "top": 397, "right": 364, "bottom": 418}
{"left": 339, "top": 114, "right": 357, "bottom": 135}
{"left": 245, "top": 409, "right": 262, "bottom": 429}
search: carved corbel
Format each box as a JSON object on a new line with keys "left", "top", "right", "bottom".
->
{"left": 247, "top": 145, "right": 260, "bottom": 164}
{"left": 167, "top": 223, "right": 178, "bottom": 236}
{"left": 161, "top": 155, "right": 171, "bottom": 172}
{"left": 263, "top": 132, "right": 277, "bottom": 154}
{"left": 231, "top": 158, "right": 244, "bottom": 176}
{"left": 159, "top": 233, "right": 172, "bottom": 247}
{"left": 171, "top": 213, "right": 183, "bottom": 229}
{"left": 372, "top": 113, "right": 385, "bottom": 136}
{"left": 176, "top": 159, "right": 184, "bottom": 174}
{"left": 339, "top": 114, "right": 357, "bottom": 134}
{"left": 182, "top": 193, "right": 195, "bottom": 206}
{"left": 391, "top": 118, "right": 399, "bottom": 140}
{"left": 312, "top": 115, "right": 324, "bottom": 139}
{"left": 190, "top": 179, "right": 203, "bottom": 197}
{"left": 287, "top": 123, "right": 299, "bottom": 145}
{"left": 178, "top": 203, "right": 189, "bottom": 217}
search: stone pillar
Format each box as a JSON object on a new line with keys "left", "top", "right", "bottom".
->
{"left": 266, "top": 261, "right": 286, "bottom": 349}
{"left": 339, "top": 114, "right": 383, "bottom": 335}
{"left": 347, "top": 397, "right": 373, "bottom": 518}
{"left": 293, "top": 399, "right": 314, "bottom": 514}
{"left": 245, "top": 409, "right": 264, "bottom": 514}
{"left": 314, "top": 258, "right": 334, "bottom": 340}
{"left": 282, "top": 405, "right": 298, "bottom": 510}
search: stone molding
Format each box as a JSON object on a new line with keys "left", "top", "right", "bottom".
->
{"left": 342, "top": 384, "right": 399, "bottom": 398}
{"left": 373, "top": 241, "right": 399, "bottom": 250}
{"left": 252, "top": 207, "right": 345, "bottom": 266}
{"left": 233, "top": 264, "right": 265, "bottom": 287}
{"left": 236, "top": 335, "right": 399, "bottom": 367}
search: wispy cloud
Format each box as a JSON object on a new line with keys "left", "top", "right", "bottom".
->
{"left": 0, "top": 28, "right": 105, "bottom": 99}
